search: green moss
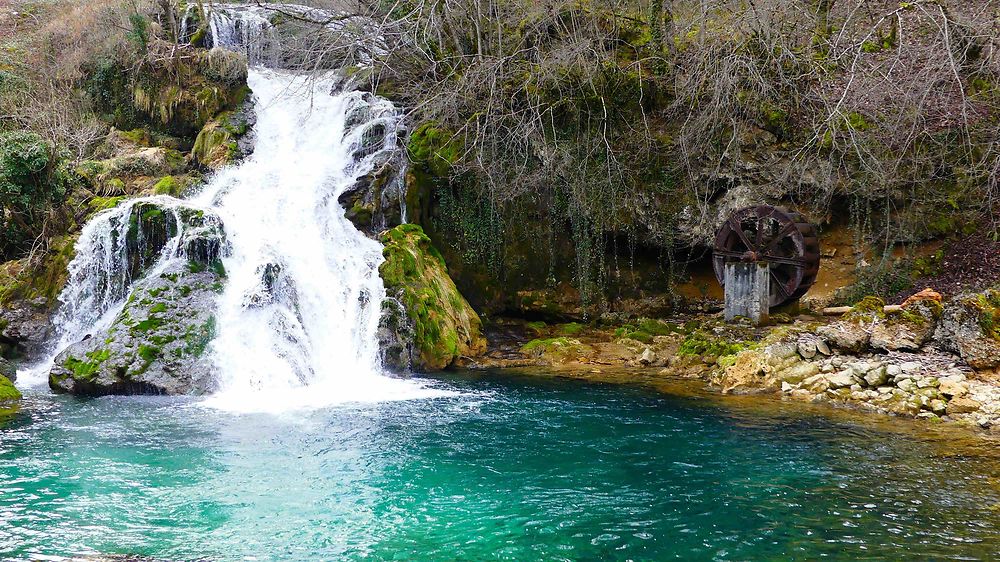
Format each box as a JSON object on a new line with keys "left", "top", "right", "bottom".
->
{"left": 149, "top": 302, "right": 167, "bottom": 314}
{"left": 88, "top": 196, "right": 125, "bottom": 213}
{"left": 974, "top": 290, "right": 1000, "bottom": 339}
{"left": 677, "top": 331, "right": 749, "bottom": 358}
{"left": 847, "top": 296, "right": 886, "bottom": 319}
{"left": 130, "top": 316, "right": 165, "bottom": 333}
{"left": 183, "top": 316, "right": 216, "bottom": 357}
{"left": 407, "top": 122, "right": 463, "bottom": 178}
{"left": 615, "top": 319, "right": 677, "bottom": 343}
{"left": 153, "top": 175, "right": 181, "bottom": 196}
{"left": 558, "top": 322, "right": 584, "bottom": 336}
{"left": 0, "top": 375, "right": 20, "bottom": 402}
{"left": 62, "top": 348, "right": 112, "bottom": 381}
{"left": 521, "top": 337, "right": 580, "bottom": 354}
{"left": 526, "top": 320, "right": 547, "bottom": 334}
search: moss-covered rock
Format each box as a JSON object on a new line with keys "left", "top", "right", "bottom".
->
{"left": 48, "top": 206, "right": 226, "bottom": 396}
{"left": 192, "top": 108, "right": 252, "bottom": 169}
{"left": 87, "top": 42, "right": 249, "bottom": 140}
{"left": 378, "top": 224, "right": 486, "bottom": 371}
{"left": 0, "top": 374, "right": 20, "bottom": 403}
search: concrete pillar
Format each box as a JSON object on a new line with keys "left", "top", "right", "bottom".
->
{"left": 724, "top": 262, "right": 770, "bottom": 325}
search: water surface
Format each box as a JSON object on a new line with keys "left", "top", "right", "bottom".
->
{"left": 2, "top": 371, "right": 999, "bottom": 560}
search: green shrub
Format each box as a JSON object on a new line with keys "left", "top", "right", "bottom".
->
{"left": 0, "top": 131, "right": 73, "bottom": 259}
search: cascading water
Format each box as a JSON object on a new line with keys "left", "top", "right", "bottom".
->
{"left": 19, "top": 3, "right": 450, "bottom": 410}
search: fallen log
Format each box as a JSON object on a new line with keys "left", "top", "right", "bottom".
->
{"left": 822, "top": 305, "right": 902, "bottom": 316}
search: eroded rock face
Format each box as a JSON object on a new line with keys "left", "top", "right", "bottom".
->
{"left": 934, "top": 291, "right": 1000, "bottom": 370}
{"left": 339, "top": 151, "right": 405, "bottom": 236}
{"left": 0, "top": 298, "right": 54, "bottom": 360}
{"left": 378, "top": 224, "right": 486, "bottom": 371}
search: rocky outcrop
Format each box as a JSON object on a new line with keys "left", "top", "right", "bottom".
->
{"left": 378, "top": 224, "right": 486, "bottom": 371}
{"left": 49, "top": 206, "right": 226, "bottom": 396}
{"left": 934, "top": 290, "right": 1000, "bottom": 370}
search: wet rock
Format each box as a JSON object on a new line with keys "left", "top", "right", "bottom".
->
{"left": 49, "top": 259, "right": 222, "bottom": 396}
{"left": 0, "top": 297, "right": 53, "bottom": 360}
{"left": 933, "top": 290, "right": 1000, "bottom": 370}
{"left": 48, "top": 206, "right": 227, "bottom": 397}
{"left": 338, "top": 151, "right": 405, "bottom": 236}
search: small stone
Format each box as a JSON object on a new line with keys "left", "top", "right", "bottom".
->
{"left": 815, "top": 340, "right": 832, "bottom": 356}
{"left": 877, "top": 386, "right": 894, "bottom": 394}
{"left": 797, "top": 340, "right": 817, "bottom": 359}
{"left": 781, "top": 381, "right": 794, "bottom": 393}
{"left": 639, "top": 348, "right": 656, "bottom": 366}
{"left": 947, "top": 396, "right": 982, "bottom": 415}
{"left": 900, "top": 361, "right": 922, "bottom": 373}
{"left": 917, "top": 412, "right": 942, "bottom": 422}
{"left": 929, "top": 399, "right": 948, "bottom": 415}
{"left": 886, "top": 364, "right": 902, "bottom": 377}
{"left": 897, "top": 378, "right": 918, "bottom": 393}
{"left": 916, "top": 376, "right": 939, "bottom": 389}
{"left": 826, "top": 369, "right": 856, "bottom": 389}
{"left": 863, "top": 366, "right": 888, "bottom": 387}
{"left": 802, "top": 373, "right": 830, "bottom": 393}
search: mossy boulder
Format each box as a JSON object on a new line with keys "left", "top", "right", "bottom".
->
{"left": 0, "top": 374, "right": 21, "bottom": 403}
{"left": 192, "top": 104, "right": 254, "bottom": 169}
{"left": 378, "top": 224, "right": 486, "bottom": 371}
{"left": 49, "top": 257, "right": 223, "bottom": 396}
{"left": 48, "top": 206, "right": 226, "bottom": 396}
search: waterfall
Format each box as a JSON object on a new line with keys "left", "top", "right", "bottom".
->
{"left": 19, "top": 3, "right": 448, "bottom": 410}
{"left": 195, "top": 68, "right": 434, "bottom": 411}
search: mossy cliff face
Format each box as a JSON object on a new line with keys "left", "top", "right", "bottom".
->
{"left": 379, "top": 224, "right": 486, "bottom": 371}
{"left": 87, "top": 43, "right": 249, "bottom": 142}
{"left": 48, "top": 204, "right": 226, "bottom": 396}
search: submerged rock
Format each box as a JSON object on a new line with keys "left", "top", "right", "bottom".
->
{"left": 378, "top": 224, "right": 486, "bottom": 371}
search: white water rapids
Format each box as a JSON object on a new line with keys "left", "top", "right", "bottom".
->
{"left": 18, "top": 6, "right": 452, "bottom": 412}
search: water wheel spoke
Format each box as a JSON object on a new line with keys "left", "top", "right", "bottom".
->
{"left": 762, "top": 222, "right": 797, "bottom": 253}
{"left": 769, "top": 269, "right": 791, "bottom": 299}
{"left": 727, "top": 216, "right": 754, "bottom": 250}
{"left": 761, "top": 254, "right": 807, "bottom": 268}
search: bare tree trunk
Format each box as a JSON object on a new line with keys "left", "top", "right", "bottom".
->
{"left": 813, "top": 0, "right": 834, "bottom": 50}
{"left": 159, "top": 0, "right": 179, "bottom": 42}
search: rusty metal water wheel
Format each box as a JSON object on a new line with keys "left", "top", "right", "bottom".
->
{"left": 712, "top": 205, "right": 821, "bottom": 307}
